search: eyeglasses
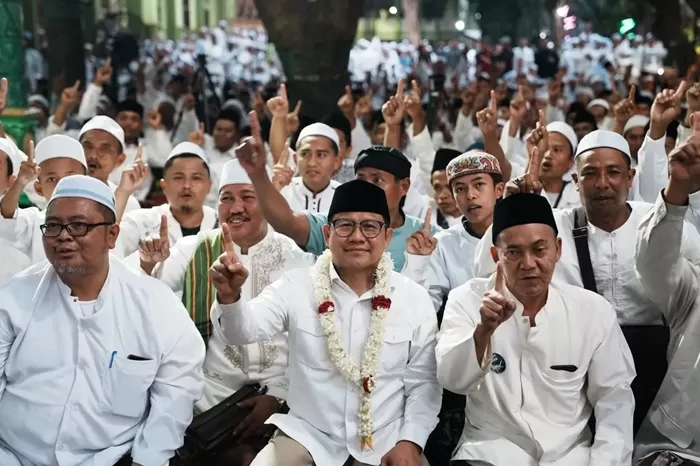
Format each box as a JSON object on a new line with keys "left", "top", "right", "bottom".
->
{"left": 331, "top": 219, "right": 385, "bottom": 238}
{"left": 40, "top": 222, "right": 113, "bottom": 238}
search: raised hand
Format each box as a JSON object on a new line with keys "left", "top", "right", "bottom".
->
{"left": 139, "top": 215, "right": 170, "bottom": 265}
{"left": 525, "top": 109, "right": 548, "bottom": 158}
{"left": 60, "top": 81, "right": 81, "bottom": 109}
{"left": 509, "top": 85, "right": 529, "bottom": 123}
{"left": 189, "top": 122, "right": 205, "bottom": 146}
{"left": 613, "top": 85, "right": 636, "bottom": 124}
{"left": 286, "top": 99, "right": 302, "bottom": 134}
{"left": 404, "top": 79, "right": 424, "bottom": 121}
{"left": 236, "top": 113, "right": 267, "bottom": 179}
{"left": 118, "top": 144, "right": 149, "bottom": 195}
{"left": 406, "top": 206, "right": 437, "bottom": 256}
{"left": 337, "top": 85, "right": 355, "bottom": 117}
{"left": 476, "top": 90, "right": 499, "bottom": 138}
{"left": 506, "top": 146, "right": 543, "bottom": 196}
{"left": 479, "top": 262, "right": 516, "bottom": 334}
{"left": 667, "top": 111, "right": 700, "bottom": 197}
{"left": 267, "top": 83, "right": 289, "bottom": 119}
{"left": 0, "top": 77, "right": 7, "bottom": 115}
{"left": 686, "top": 83, "right": 700, "bottom": 114}
{"left": 651, "top": 80, "right": 687, "bottom": 131}
{"left": 209, "top": 223, "right": 249, "bottom": 304}
{"left": 381, "top": 80, "right": 405, "bottom": 127}
{"left": 94, "top": 58, "right": 113, "bottom": 86}
{"left": 272, "top": 141, "right": 294, "bottom": 191}
{"left": 17, "top": 140, "right": 39, "bottom": 186}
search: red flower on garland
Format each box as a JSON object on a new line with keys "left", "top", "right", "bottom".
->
{"left": 371, "top": 296, "right": 392, "bottom": 310}
{"left": 318, "top": 301, "right": 334, "bottom": 314}
{"left": 362, "top": 376, "right": 375, "bottom": 393}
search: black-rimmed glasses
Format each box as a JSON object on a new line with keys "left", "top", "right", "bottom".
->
{"left": 330, "top": 219, "right": 385, "bottom": 238}
{"left": 40, "top": 222, "right": 113, "bottom": 238}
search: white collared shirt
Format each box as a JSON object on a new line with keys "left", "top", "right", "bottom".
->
{"left": 474, "top": 202, "right": 700, "bottom": 328}
{"left": 116, "top": 203, "right": 218, "bottom": 261}
{"left": 0, "top": 238, "right": 30, "bottom": 283}
{"left": 280, "top": 177, "right": 339, "bottom": 214}
{"left": 210, "top": 266, "right": 442, "bottom": 466}
{"left": 0, "top": 206, "right": 45, "bottom": 266}
{"left": 0, "top": 256, "right": 205, "bottom": 466}
{"left": 437, "top": 277, "right": 635, "bottom": 465}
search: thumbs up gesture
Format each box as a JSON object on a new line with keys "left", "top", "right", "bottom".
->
{"left": 138, "top": 215, "right": 170, "bottom": 266}
{"left": 210, "top": 223, "right": 249, "bottom": 304}
{"left": 479, "top": 262, "right": 516, "bottom": 334}
{"left": 17, "top": 140, "right": 40, "bottom": 187}
{"left": 406, "top": 206, "right": 437, "bottom": 256}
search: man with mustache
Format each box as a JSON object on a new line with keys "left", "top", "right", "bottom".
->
{"left": 115, "top": 142, "right": 217, "bottom": 263}
{"left": 439, "top": 193, "right": 635, "bottom": 465}
{"left": 474, "top": 129, "right": 700, "bottom": 433}
{"left": 78, "top": 115, "right": 141, "bottom": 214}
{"left": 138, "top": 158, "right": 314, "bottom": 464}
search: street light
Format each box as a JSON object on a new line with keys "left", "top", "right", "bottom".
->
{"left": 389, "top": 6, "right": 398, "bottom": 14}
{"left": 455, "top": 20, "right": 465, "bottom": 31}
{"left": 556, "top": 5, "right": 569, "bottom": 18}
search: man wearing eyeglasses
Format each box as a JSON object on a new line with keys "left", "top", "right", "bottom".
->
{"left": 208, "top": 179, "right": 441, "bottom": 466}
{"left": 0, "top": 174, "right": 205, "bottom": 466}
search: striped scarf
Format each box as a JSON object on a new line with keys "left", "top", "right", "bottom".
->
{"left": 183, "top": 230, "right": 222, "bottom": 345}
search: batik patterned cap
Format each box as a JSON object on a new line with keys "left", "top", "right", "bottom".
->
{"left": 446, "top": 150, "right": 502, "bottom": 184}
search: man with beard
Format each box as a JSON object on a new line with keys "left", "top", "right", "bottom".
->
{"left": 474, "top": 129, "right": 700, "bottom": 433}
{"left": 439, "top": 193, "right": 635, "bottom": 465}
{"left": 0, "top": 175, "right": 204, "bottom": 466}
{"left": 138, "top": 158, "right": 314, "bottom": 464}
{"left": 0, "top": 135, "right": 87, "bottom": 267}
{"left": 78, "top": 115, "right": 141, "bottom": 213}
{"left": 115, "top": 142, "right": 217, "bottom": 263}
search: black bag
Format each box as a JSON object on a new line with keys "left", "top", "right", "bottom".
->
{"left": 183, "top": 384, "right": 268, "bottom": 457}
{"left": 572, "top": 207, "right": 669, "bottom": 435}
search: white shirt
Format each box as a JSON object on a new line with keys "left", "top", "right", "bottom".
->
{"left": 634, "top": 194, "right": 700, "bottom": 462}
{"left": 156, "top": 229, "right": 315, "bottom": 413}
{"left": 0, "top": 239, "right": 30, "bottom": 283}
{"left": 403, "top": 221, "right": 481, "bottom": 311}
{"left": 210, "top": 266, "right": 442, "bottom": 466}
{"left": 542, "top": 181, "right": 580, "bottom": 210}
{"left": 280, "top": 177, "right": 339, "bottom": 214}
{"left": 0, "top": 256, "right": 205, "bottom": 466}
{"left": 108, "top": 142, "right": 155, "bottom": 202}
{"left": 107, "top": 180, "right": 141, "bottom": 214}
{"left": 474, "top": 202, "right": 700, "bottom": 328}
{"left": 437, "top": 276, "right": 635, "bottom": 465}
{"left": 0, "top": 206, "right": 45, "bottom": 265}
{"left": 116, "top": 203, "right": 218, "bottom": 261}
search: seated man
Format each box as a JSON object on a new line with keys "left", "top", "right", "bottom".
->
{"left": 0, "top": 175, "right": 205, "bottom": 465}
{"left": 437, "top": 193, "right": 636, "bottom": 465}
{"left": 209, "top": 180, "right": 442, "bottom": 465}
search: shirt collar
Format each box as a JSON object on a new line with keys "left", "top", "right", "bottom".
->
{"left": 328, "top": 257, "right": 397, "bottom": 296}
{"left": 232, "top": 226, "right": 273, "bottom": 256}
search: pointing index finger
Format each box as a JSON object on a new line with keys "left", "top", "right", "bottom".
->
{"left": 0, "top": 77, "right": 7, "bottom": 96}
{"left": 628, "top": 85, "right": 636, "bottom": 103}
{"left": 159, "top": 215, "right": 168, "bottom": 240}
{"left": 280, "top": 83, "right": 288, "bottom": 103}
{"left": 489, "top": 90, "right": 497, "bottom": 112}
{"left": 396, "top": 79, "right": 405, "bottom": 100}
{"left": 674, "top": 80, "right": 688, "bottom": 101}
{"left": 528, "top": 146, "right": 541, "bottom": 181}
{"left": 221, "top": 222, "right": 235, "bottom": 255}
{"left": 423, "top": 206, "right": 432, "bottom": 233}
{"left": 134, "top": 143, "right": 143, "bottom": 162}
{"left": 27, "top": 140, "right": 35, "bottom": 163}
{"left": 494, "top": 261, "right": 505, "bottom": 294}
{"left": 279, "top": 141, "right": 290, "bottom": 166}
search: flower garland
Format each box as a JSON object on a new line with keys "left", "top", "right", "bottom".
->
{"left": 313, "top": 249, "right": 393, "bottom": 451}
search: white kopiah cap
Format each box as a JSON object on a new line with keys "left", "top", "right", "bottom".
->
{"left": 168, "top": 141, "right": 208, "bottom": 163}
{"left": 295, "top": 123, "right": 340, "bottom": 150}
{"left": 35, "top": 135, "right": 88, "bottom": 169}
{"left": 575, "top": 130, "right": 630, "bottom": 161}
{"left": 49, "top": 174, "right": 116, "bottom": 215}
{"left": 218, "top": 158, "right": 271, "bottom": 192}
{"left": 0, "top": 137, "right": 25, "bottom": 177}
{"left": 78, "top": 115, "right": 126, "bottom": 150}
{"left": 546, "top": 121, "right": 578, "bottom": 153}
{"left": 586, "top": 98, "right": 610, "bottom": 111}
{"left": 623, "top": 115, "right": 650, "bottom": 135}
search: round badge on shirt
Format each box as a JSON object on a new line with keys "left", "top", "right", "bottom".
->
{"left": 490, "top": 353, "right": 506, "bottom": 374}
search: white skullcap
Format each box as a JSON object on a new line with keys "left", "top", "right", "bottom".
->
{"left": 546, "top": 121, "right": 578, "bottom": 152}
{"left": 35, "top": 135, "right": 88, "bottom": 169}
{"left": 576, "top": 87, "right": 595, "bottom": 98}
{"left": 586, "top": 98, "right": 610, "bottom": 111}
{"left": 49, "top": 174, "right": 116, "bottom": 215}
{"left": 534, "top": 87, "right": 549, "bottom": 101}
{"left": 168, "top": 142, "right": 208, "bottom": 163}
{"left": 28, "top": 94, "right": 50, "bottom": 110}
{"left": 623, "top": 115, "right": 650, "bottom": 135}
{"left": 295, "top": 123, "right": 340, "bottom": 150}
{"left": 219, "top": 158, "right": 272, "bottom": 191}
{"left": 575, "top": 130, "right": 631, "bottom": 161}
{"left": 0, "top": 137, "right": 24, "bottom": 176}
{"left": 78, "top": 115, "right": 126, "bottom": 150}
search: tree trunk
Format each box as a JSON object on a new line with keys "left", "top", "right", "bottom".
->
{"left": 402, "top": 0, "right": 421, "bottom": 45}
{"left": 254, "top": 0, "right": 364, "bottom": 120}
{"left": 44, "top": 0, "right": 85, "bottom": 96}
{"left": 647, "top": 0, "right": 695, "bottom": 73}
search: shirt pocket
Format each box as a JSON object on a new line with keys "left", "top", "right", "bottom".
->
{"left": 105, "top": 356, "right": 159, "bottom": 418}
{"left": 295, "top": 316, "right": 330, "bottom": 370}
{"left": 379, "top": 325, "right": 413, "bottom": 376}
{"left": 539, "top": 366, "right": 587, "bottom": 425}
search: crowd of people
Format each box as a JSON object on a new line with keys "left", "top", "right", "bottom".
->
{"left": 1, "top": 18, "right": 700, "bottom": 466}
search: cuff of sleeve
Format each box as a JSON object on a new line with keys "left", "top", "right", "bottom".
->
{"left": 644, "top": 133, "right": 666, "bottom": 145}
{"left": 402, "top": 253, "right": 431, "bottom": 275}
{"left": 689, "top": 191, "right": 700, "bottom": 209}
{"left": 659, "top": 189, "right": 689, "bottom": 219}
{"left": 130, "top": 449, "right": 169, "bottom": 466}
{"left": 399, "top": 423, "right": 432, "bottom": 450}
